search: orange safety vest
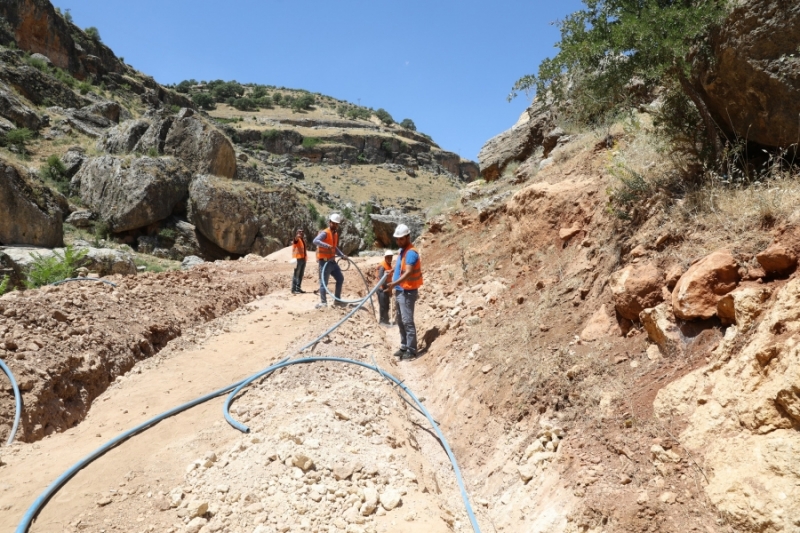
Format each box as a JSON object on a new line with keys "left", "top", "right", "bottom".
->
{"left": 316, "top": 228, "right": 338, "bottom": 261}
{"left": 398, "top": 245, "right": 422, "bottom": 290}
{"left": 292, "top": 237, "right": 306, "bottom": 260}
{"left": 377, "top": 259, "right": 392, "bottom": 284}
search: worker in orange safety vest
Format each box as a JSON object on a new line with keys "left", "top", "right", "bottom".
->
{"left": 290, "top": 228, "right": 307, "bottom": 294}
{"left": 385, "top": 224, "right": 422, "bottom": 359}
{"left": 313, "top": 213, "right": 347, "bottom": 308}
{"left": 376, "top": 249, "right": 393, "bottom": 325}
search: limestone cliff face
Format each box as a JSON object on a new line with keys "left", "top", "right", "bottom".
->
{"left": 0, "top": 0, "right": 125, "bottom": 81}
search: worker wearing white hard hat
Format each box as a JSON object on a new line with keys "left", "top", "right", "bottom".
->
{"left": 312, "top": 213, "right": 348, "bottom": 308}
{"left": 385, "top": 223, "right": 423, "bottom": 358}
{"left": 376, "top": 249, "right": 394, "bottom": 324}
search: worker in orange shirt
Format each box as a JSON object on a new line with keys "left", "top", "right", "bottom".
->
{"left": 313, "top": 213, "right": 347, "bottom": 308}
{"left": 290, "top": 228, "right": 307, "bottom": 294}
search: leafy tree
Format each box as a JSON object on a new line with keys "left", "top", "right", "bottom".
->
{"left": 232, "top": 97, "right": 258, "bottom": 111}
{"left": 375, "top": 108, "right": 394, "bottom": 125}
{"left": 251, "top": 85, "right": 269, "bottom": 99}
{"left": 510, "top": 0, "right": 729, "bottom": 164}
{"left": 84, "top": 26, "right": 101, "bottom": 42}
{"left": 192, "top": 92, "right": 216, "bottom": 110}
{"left": 212, "top": 81, "right": 245, "bottom": 102}
{"left": 63, "top": 8, "right": 73, "bottom": 24}
{"left": 399, "top": 118, "right": 416, "bottom": 131}
{"left": 272, "top": 92, "right": 283, "bottom": 105}
{"left": 176, "top": 79, "right": 197, "bottom": 93}
{"left": 292, "top": 93, "right": 316, "bottom": 111}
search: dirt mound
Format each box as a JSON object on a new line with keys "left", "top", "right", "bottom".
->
{"left": 0, "top": 257, "right": 278, "bottom": 443}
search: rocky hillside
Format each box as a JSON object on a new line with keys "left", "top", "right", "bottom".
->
{"left": 0, "top": 0, "right": 476, "bottom": 288}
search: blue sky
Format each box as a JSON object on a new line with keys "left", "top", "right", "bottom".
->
{"left": 53, "top": 0, "right": 585, "bottom": 160}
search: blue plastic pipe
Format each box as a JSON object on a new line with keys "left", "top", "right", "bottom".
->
{"left": 320, "top": 257, "right": 377, "bottom": 314}
{"left": 50, "top": 278, "right": 118, "bottom": 288}
{"left": 224, "top": 356, "right": 482, "bottom": 533}
{"left": 0, "top": 357, "right": 21, "bottom": 446}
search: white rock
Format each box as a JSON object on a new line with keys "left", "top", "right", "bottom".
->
{"left": 186, "top": 499, "right": 208, "bottom": 519}
{"left": 379, "top": 488, "right": 402, "bottom": 511}
{"left": 518, "top": 463, "right": 536, "bottom": 482}
{"left": 184, "top": 517, "right": 208, "bottom": 533}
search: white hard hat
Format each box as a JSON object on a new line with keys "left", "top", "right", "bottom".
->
{"left": 384, "top": 249, "right": 393, "bottom": 256}
{"left": 329, "top": 213, "right": 342, "bottom": 224}
{"left": 393, "top": 224, "right": 410, "bottom": 238}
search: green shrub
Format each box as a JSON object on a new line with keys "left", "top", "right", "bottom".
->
{"left": 5, "top": 128, "right": 34, "bottom": 151}
{"left": 254, "top": 96, "right": 272, "bottom": 108}
{"left": 308, "top": 202, "right": 320, "bottom": 221}
{"left": 272, "top": 93, "right": 283, "bottom": 105}
{"left": 176, "top": 79, "right": 196, "bottom": 93}
{"left": 63, "top": 8, "right": 73, "bottom": 23}
{"left": 169, "top": 104, "right": 181, "bottom": 114}
{"left": 84, "top": 27, "right": 101, "bottom": 42}
{"left": 192, "top": 92, "right": 216, "bottom": 110}
{"left": 343, "top": 106, "right": 372, "bottom": 121}
{"left": 25, "top": 246, "right": 88, "bottom": 288}
{"left": 77, "top": 81, "right": 92, "bottom": 95}
{"left": 25, "top": 55, "right": 48, "bottom": 71}
{"left": 147, "top": 147, "right": 159, "bottom": 157}
{"left": 40, "top": 154, "right": 68, "bottom": 183}
{"left": 399, "top": 118, "right": 416, "bottom": 131}
{"left": 362, "top": 205, "right": 375, "bottom": 248}
{"left": 261, "top": 129, "right": 280, "bottom": 141}
{"left": 93, "top": 220, "right": 110, "bottom": 244}
{"left": 0, "top": 275, "right": 10, "bottom": 296}
{"left": 302, "top": 137, "right": 324, "bottom": 148}
{"left": 158, "top": 228, "right": 177, "bottom": 241}
{"left": 375, "top": 108, "right": 394, "bottom": 125}
{"left": 292, "top": 93, "right": 315, "bottom": 111}
{"left": 211, "top": 81, "right": 244, "bottom": 102}
{"left": 342, "top": 206, "right": 353, "bottom": 219}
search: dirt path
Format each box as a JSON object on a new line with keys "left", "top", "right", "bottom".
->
{"left": 1, "top": 257, "right": 480, "bottom": 533}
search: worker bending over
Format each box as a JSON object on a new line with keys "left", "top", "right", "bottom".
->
{"left": 385, "top": 224, "right": 422, "bottom": 359}
{"left": 314, "top": 213, "right": 347, "bottom": 309}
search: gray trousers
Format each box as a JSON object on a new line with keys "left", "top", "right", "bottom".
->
{"left": 292, "top": 259, "right": 306, "bottom": 291}
{"left": 319, "top": 259, "right": 343, "bottom": 303}
{"left": 395, "top": 290, "right": 418, "bottom": 354}
{"left": 377, "top": 287, "right": 391, "bottom": 323}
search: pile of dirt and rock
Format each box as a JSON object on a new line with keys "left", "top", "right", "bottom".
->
{"left": 0, "top": 255, "right": 281, "bottom": 443}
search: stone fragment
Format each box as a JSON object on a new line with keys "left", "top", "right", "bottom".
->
{"left": 659, "top": 491, "right": 677, "bottom": 504}
{"left": 291, "top": 454, "right": 315, "bottom": 472}
{"left": 186, "top": 499, "right": 208, "bottom": 518}
{"left": 518, "top": 462, "right": 537, "bottom": 482}
{"left": 481, "top": 364, "right": 493, "bottom": 374}
{"left": 646, "top": 344, "right": 661, "bottom": 361}
{"left": 640, "top": 303, "right": 682, "bottom": 355}
{"left": 360, "top": 487, "right": 378, "bottom": 516}
{"left": 333, "top": 462, "right": 355, "bottom": 480}
{"left": 559, "top": 226, "right": 581, "bottom": 241}
{"left": 756, "top": 243, "right": 797, "bottom": 275}
{"left": 379, "top": 488, "right": 402, "bottom": 511}
{"left": 716, "top": 286, "right": 771, "bottom": 328}
{"left": 672, "top": 250, "right": 740, "bottom": 320}
{"left": 580, "top": 304, "right": 621, "bottom": 342}
{"left": 610, "top": 263, "right": 664, "bottom": 320}
{"left": 96, "top": 496, "right": 112, "bottom": 507}
{"left": 184, "top": 517, "right": 207, "bottom": 533}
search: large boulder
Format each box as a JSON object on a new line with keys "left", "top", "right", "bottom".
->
{"left": 164, "top": 113, "right": 236, "bottom": 179}
{"left": 97, "top": 119, "right": 151, "bottom": 154}
{"left": 134, "top": 115, "right": 174, "bottom": 155}
{"left": 694, "top": 0, "right": 800, "bottom": 149}
{"left": 672, "top": 250, "right": 740, "bottom": 320}
{"left": 0, "top": 80, "right": 41, "bottom": 130}
{"left": 370, "top": 214, "right": 424, "bottom": 248}
{"left": 640, "top": 303, "right": 682, "bottom": 356}
{"left": 189, "top": 175, "right": 258, "bottom": 255}
{"left": 609, "top": 262, "right": 664, "bottom": 321}
{"left": 189, "top": 176, "right": 314, "bottom": 256}
{"left": 477, "top": 100, "right": 551, "bottom": 181}
{"left": 0, "top": 245, "right": 135, "bottom": 278}
{"left": 73, "top": 155, "right": 191, "bottom": 232}
{"left": 0, "top": 159, "right": 63, "bottom": 247}
{"left": 756, "top": 242, "right": 797, "bottom": 276}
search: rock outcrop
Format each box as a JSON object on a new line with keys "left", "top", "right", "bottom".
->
{"left": 73, "top": 155, "right": 191, "bottom": 232}
{"left": 478, "top": 101, "right": 552, "bottom": 181}
{"left": 0, "top": 79, "right": 41, "bottom": 130}
{"left": 370, "top": 214, "right": 424, "bottom": 248}
{"left": 671, "top": 250, "right": 740, "bottom": 320}
{"left": 97, "top": 119, "right": 151, "bottom": 154}
{"left": 694, "top": 0, "right": 800, "bottom": 149}
{"left": 0, "top": 159, "right": 63, "bottom": 247}
{"left": 164, "top": 112, "right": 236, "bottom": 179}
{"left": 189, "top": 176, "right": 315, "bottom": 257}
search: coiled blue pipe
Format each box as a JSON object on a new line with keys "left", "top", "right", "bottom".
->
{"left": 320, "top": 257, "right": 377, "bottom": 314}
{"left": 50, "top": 278, "right": 118, "bottom": 288}
{"left": 0, "top": 357, "right": 21, "bottom": 446}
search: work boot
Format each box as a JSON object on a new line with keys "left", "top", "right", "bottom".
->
{"left": 315, "top": 302, "right": 327, "bottom": 309}
{"left": 393, "top": 348, "right": 407, "bottom": 358}
{"left": 400, "top": 351, "right": 417, "bottom": 361}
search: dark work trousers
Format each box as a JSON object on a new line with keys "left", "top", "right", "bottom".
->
{"left": 377, "top": 288, "right": 391, "bottom": 323}
{"left": 318, "top": 259, "right": 343, "bottom": 304}
{"left": 395, "top": 289, "right": 418, "bottom": 354}
{"left": 291, "top": 258, "right": 306, "bottom": 292}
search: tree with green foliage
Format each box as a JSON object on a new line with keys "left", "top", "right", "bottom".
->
{"left": 510, "top": 0, "right": 729, "bottom": 165}
{"left": 232, "top": 97, "right": 258, "bottom": 111}
{"left": 375, "top": 108, "right": 394, "bottom": 125}
{"left": 251, "top": 85, "right": 269, "bottom": 99}
{"left": 292, "top": 93, "right": 316, "bottom": 112}
{"left": 399, "top": 118, "right": 416, "bottom": 131}
{"left": 84, "top": 26, "right": 101, "bottom": 42}
{"left": 63, "top": 8, "right": 73, "bottom": 24}
{"left": 212, "top": 81, "right": 245, "bottom": 103}
{"left": 176, "top": 79, "right": 197, "bottom": 93}
{"left": 192, "top": 92, "right": 216, "bottom": 110}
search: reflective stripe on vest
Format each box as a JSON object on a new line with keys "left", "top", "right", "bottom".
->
{"left": 399, "top": 246, "right": 422, "bottom": 290}
{"left": 292, "top": 238, "right": 306, "bottom": 260}
{"left": 316, "top": 228, "right": 338, "bottom": 261}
